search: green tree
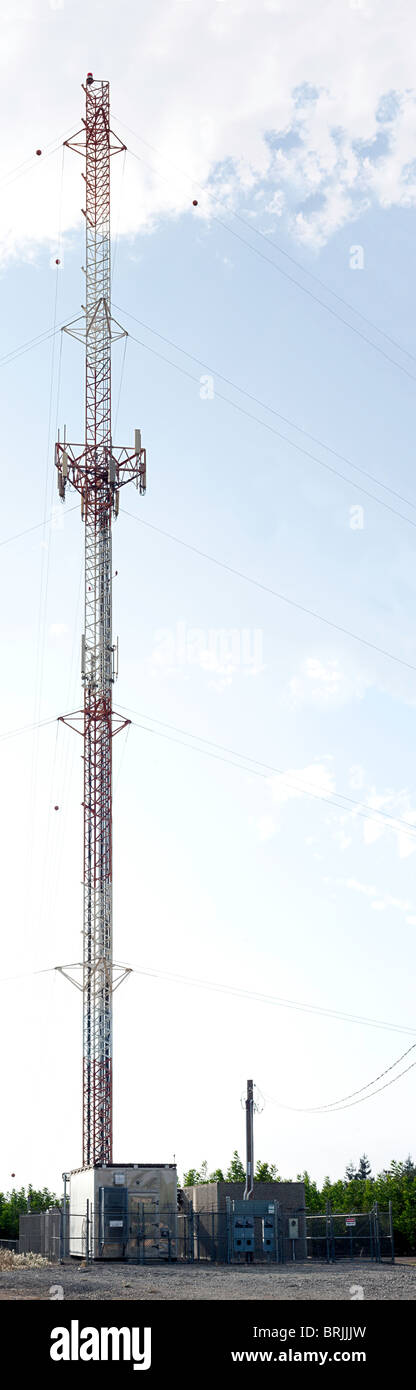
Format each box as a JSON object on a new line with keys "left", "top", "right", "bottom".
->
{"left": 226, "top": 1151, "right": 246, "bottom": 1182}
{"left": 183, "top": 1169, "right": 201, "bottom": 1187}
{"left": 345, "top": 1154, "right": 372, "bottom": 1182}
{"left": 254, "top": 1161, "right": 279, "bottom": 1182}
{"left": 0, "top": 1186, "right": 58, "bottom": 1239}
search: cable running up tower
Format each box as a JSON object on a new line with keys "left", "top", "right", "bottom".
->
{"left": 55, "top": 74, "right": 146, "bottom": 1168}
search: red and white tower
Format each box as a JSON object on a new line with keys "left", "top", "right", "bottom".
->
{"left": 55, "top": 75, "right": 146, "bottom": 1167}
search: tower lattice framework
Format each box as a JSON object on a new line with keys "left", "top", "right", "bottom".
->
{"left": 55, "top": 75, "right": 146, "bottom": 1167}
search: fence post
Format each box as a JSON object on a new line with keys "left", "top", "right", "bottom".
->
{"left": 373, "top": 1202, "right": 380, "bottom": 1263}
{"left": 325, "top": 1201, "right": 330, "bottom": 1264}
{"left": 330, "top": 1203, "right": 335, "bottom": 1263}
{"left": 389, "top": 1200, "right": 395, "bottom": 1264}
{"left": 369, "top": 1208, "right": 374, "bottom": 1261}
{"left": 274, "top": 1202, "right": 279, "bottom": 1263}
{"left": 188, "top": 1207, "right": 194, "bottom": 1263}
{"left": 226, "top": 1198, "right": 231, "bottom": 1264}
{"left": 85, "top": 1200, "right": 90, "bottom": 1264}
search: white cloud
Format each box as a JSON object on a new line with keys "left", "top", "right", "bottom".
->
{"left": 334, "top": 829, "right": 352, "bottom": 851}
{"left": 257, "top": 814, "right": 278, "bottom": 841}
{"left": 360, "top": 788, "right": 416, "bottom": 858}
{"left": 349, "top": 764, "right": 365, "bottom": 790}
{"left": 288, "top": 656, "right": 368, "bottom": 707}
{"left": 2, "top": 1, "right": 416, "bottom": 263}
{"left": 268, "top": 758, "right": 336, "bottom": 806}
{"left": 331, "top": 876, "right": 413, "bottom": 916}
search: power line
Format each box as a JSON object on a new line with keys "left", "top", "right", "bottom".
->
{"left": 123, "top": 964, "right": 416, "bottom": 1037}
{"left": 8, "top": 303, "right": 416, "bottom": 539}
{"left": 117, "top": 703, "right": 416, "bottom": 841}
{"left": 123, "top": 325, "right": 416, "bottom": 536}
{"left": 121, "top": 508, "right": 416, "bottom": 676}
{"left": 0, "top": 959, "right": 409, "bottom": 1036}
{"left": 264, "top": 1041, "right": 416, "bottom": 1113}
{"left": 0, "top": 124, "right": 76, "bottom": 195}
{"left": 264, "top": 1058, "right": 416, "bottom": 1114}
{"left": 0, "top": 700, "right": 413, "bottom": 845}
{"left": 0, "top": 505, "right": 78, "bottom": 551}
{"left": 1, "top": 958, "right": 414, "bottom": 1040}
{"left": 0, "top": 715, "right": 57, "bottom": 745}
{"left": 113, "top": 114, "right": 416, "bottom": 367}
{"left": 0, "top": 317, "right": 70, "bottom": 370}
{"left": 114, "top": 117, "right": 416, "bottom": 386}
{"left": 114, "top": 301, "right": 416, "bottom": 522}
{"left": 312, "top": 1042, "right": 416, "bottom": 1111}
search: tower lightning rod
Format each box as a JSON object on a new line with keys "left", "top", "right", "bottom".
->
{"left": 55, "top": 74, "right": 146, "bottom": 1168}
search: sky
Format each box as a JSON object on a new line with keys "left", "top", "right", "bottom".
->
{"left": 1, "top": 0, "right": 416, "bottom": 1197}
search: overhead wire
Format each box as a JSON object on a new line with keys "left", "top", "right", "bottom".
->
{"left": 114, "top": 301, "right": 416, "bottom": 522}
{"left": 300, "top": 1040, "right": 416, "bottom": 1111}
{"left": 120, "top": 963, "right": 416, "bottom": 1038}
{"left": 7, "top": 305, "right": 416, "bottom": 540}
{"left": 112, "top": 113, "right": 416, "bottom": 368}
{"left": 113, "top": 334, "right": 127, "bottom": 435}
{"left": 121, "top": 507, "right": 416, "bottom": 676}
{"left": 0, "top": 317, "right": 71, "bottom": 370}
{"left": 0, "top": 124, "right": 76, "bottom": 195}
{"left": 25, "top": 235, "right": 63, "bottom": 930}
{"left": 0, "top": 700, "right": 414, "bottom": 844}
{"left": 47, "top": 547, "right": 84, "bottom": 938}
{"left": 121, "top": 323, "right": 416, "bottom": 536}
{"left": 113, "top": 116, "right": 416, "bottom": 386}
{"left": 3, "top": 113, "right": 414, "bottom": 1121}
{"left": 24, "top": 143, "right": 67, "bottom": 947}
{"left": 0, "top": 960, "right": 414, "bottom": 1037}
{"left": 116, "top": 703, "right": 416, "bottom": 842}
{"left": 36, "top": 718, "right": 61, "bottom": 942}
{"left": 263, "top": 1054, "right": 416, "bottom": 1114}
{"left": 0, "top": 505, "right": 77, "bottom": 550}
{"left": 0, "top": 714, "right": 58, "bottom": 743}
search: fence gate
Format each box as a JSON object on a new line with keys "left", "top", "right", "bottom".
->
{"left": 306, "top": 1203, "right": 394, "bottom": 1263}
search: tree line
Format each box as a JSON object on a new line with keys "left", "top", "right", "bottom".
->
{"left": 182, "top": 1152, "right": 416, "bottom": 1253}
{"left": 0, "top": 1186, "right": 58, "bottom": 1240}
{"left": 1, "top": 1154, "right": 415, "bottom": 1251}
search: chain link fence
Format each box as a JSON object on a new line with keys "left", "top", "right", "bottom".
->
{"left": 306, "top": 1203, "right": 394, "bottom": 1263}
{"left": 18, "top": 1200, "right": 394, "bottom": 1264}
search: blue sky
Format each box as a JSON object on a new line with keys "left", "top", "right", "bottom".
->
{"left": 1, "top": 0, "right": 416, "bottom": 1194}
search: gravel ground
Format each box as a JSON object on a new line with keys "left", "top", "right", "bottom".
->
{"left": 0, "top": 1261, "right": 415, "bottom": 1300}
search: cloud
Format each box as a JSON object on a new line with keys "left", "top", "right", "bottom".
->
{"left": 257, "top": 814, "right": 278, "bottom": 841}
{"left": 330, "top": 876, "right": 414, "bottom": 918}
{"left": 150, "top": 622, "right": 264, "bottom": 691}
{"left": 288, "top": 657, "right": 369, "bottom": 707}
{"left": 263, "top": 757, "right": 416, "bottom": 861}
{"left": 268, "top": 758, "right": 336, "bottom": 806}
{"left": 3, "top": 0, "right": 416, "bottom": 263}
{"left": 358, "top": 787, "right": 416, "bottom": 858}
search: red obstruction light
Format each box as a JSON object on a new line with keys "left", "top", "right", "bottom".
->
{"left": 192, "top": 199, "right": 198, "bottom": 206}
{"left": 36, "top": 149, "right": 42, "bottom": 156}
{"left": 55, "top": 258, "right": 60, "bottom": 265}
{"left": 86, "top": 72, "right": 94, "bottom": 85}
{"left": 54, "top": 805, "right": 59, "bottom": 811}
